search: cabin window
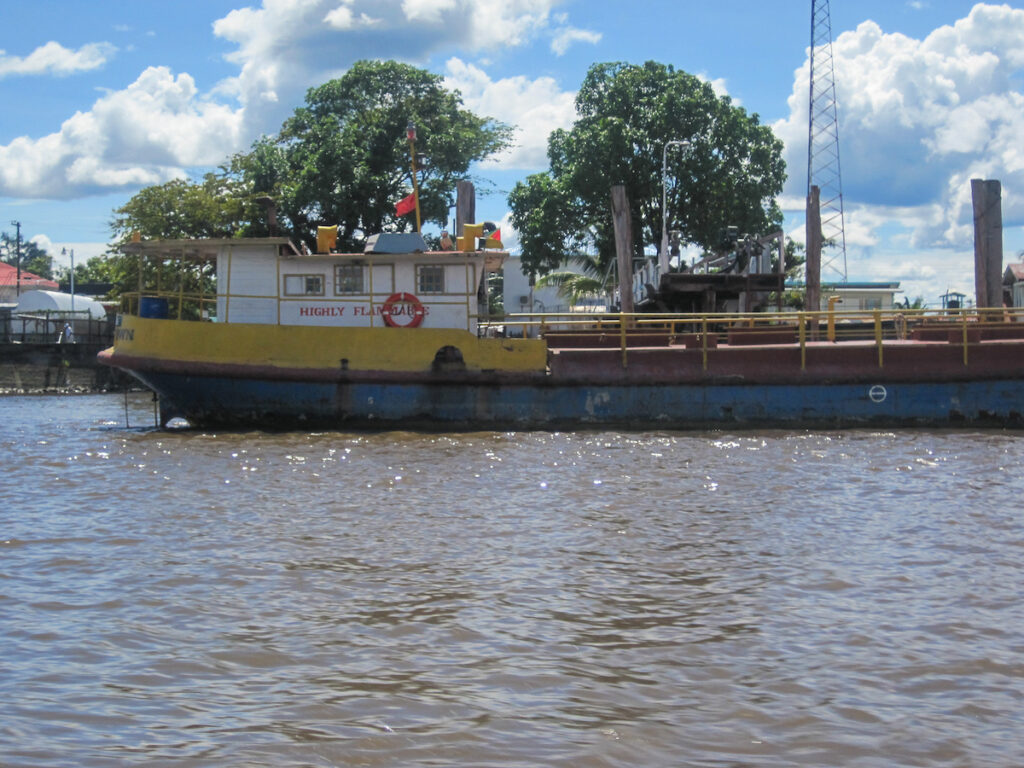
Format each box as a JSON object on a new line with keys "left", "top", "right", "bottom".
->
{"left": 284, "top": 274, "right": 324, "bottom": 296}
{"left": 334, "top": 264, "right": 365, "bottom": 295}
{"left": 417, "top": 265, "right": 445, "bottom": 294}
{"left": 864, "top": 298, "right": 883, "bottom": 310}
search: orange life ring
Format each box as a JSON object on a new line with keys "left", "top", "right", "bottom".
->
{"left": 381, "top": 292, "right": 426, "bottom": 328}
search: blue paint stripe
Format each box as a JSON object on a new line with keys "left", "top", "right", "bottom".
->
{"left": 137, "top": 371, "right": 1024, "bottom": 428}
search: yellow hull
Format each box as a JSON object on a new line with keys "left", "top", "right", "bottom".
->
{"left": 111, "top": 315, "right": 548, "bottom": 374}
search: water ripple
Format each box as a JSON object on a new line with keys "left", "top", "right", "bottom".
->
{"left": 1, "top": 395, "right": 1023, "bottom": 766}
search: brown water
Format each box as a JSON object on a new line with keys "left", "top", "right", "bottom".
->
{"left": 2, "top": 393, "right": 1022, "bottom": 767}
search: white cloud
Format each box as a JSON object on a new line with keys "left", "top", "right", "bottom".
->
{"left": 443, "top": 57, "right": 576, "bottom": 169}
{"left": 550, "top": 26, "right": 601, "bottom": 56}
{"left": 775, "top": 3, "right": 1024, "bottom": 261}
{"left": 401, "top": 0, "right": 458, "bottom": 23}
{"left": 36, "top": 238, "right": 110, "bottom": 268}
{"left": 0, "top": 0, "right": 574, "bottom": 198}
{"left": 0, "top": 67, "right": 243, "bottom": 198}
{"left": 213, "top": 0, "right": 564, "bottom": 134}
{"left": 0, "top": 41, "right": 116, "bottom": 79}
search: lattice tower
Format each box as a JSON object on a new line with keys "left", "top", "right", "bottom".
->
{"left": 807, "top": 0, "right": 848, "bottom": 281}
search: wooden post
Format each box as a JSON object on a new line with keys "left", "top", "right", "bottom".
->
{"left": 805, "top": 185, "right": 822, "bottom": 313}
{"left": 971, "top": 178, "right": 1003, "bottom": 310}
{"left": 805, "top": 185, "right": 822, "bottom": 340}
{"left": 456, "top": 180, "right": 475, "bottom": 238}
{"left": 610, "top": 185, "right": 634, "bottom": 316}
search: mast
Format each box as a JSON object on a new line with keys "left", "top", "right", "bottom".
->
{"left": 807, "top": 0, "right": 848, "bottom": 282}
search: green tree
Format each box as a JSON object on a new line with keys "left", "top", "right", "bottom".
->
{"left": 106, "top": 172, "right": 247, "bottom": 302}
{"left": 1, "top": 231, "right": 54, "bottom": 279}
{"left": 55, "top": 255, "right": 122, "bottom": 297}
{"left": 234, "top": 59, "right": 512, "bottom": 251}
{"left": 110, "top": 173, "right": 249, "bottom": 243}
{"left": 509, "top": 61, "right": 786, "bottom": 277}
{"left": 535, "top": 253, "right": 615, "bottom": 306}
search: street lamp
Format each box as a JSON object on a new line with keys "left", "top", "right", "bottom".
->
{"left": 661, "top": 140, "right": 689, "bottom": 273}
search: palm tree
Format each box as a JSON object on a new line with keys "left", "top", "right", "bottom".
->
{"left": 535, "top": 252, "right": 615, "bottom": 307}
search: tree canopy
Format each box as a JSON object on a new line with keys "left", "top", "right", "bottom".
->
{"left": 1, "top": 231, "right": 54, "bottom": 279}
{"left": 509, "top": 61, "right": 787, "bottom": 277}
{"left": 111, "top": 173, "right": 249, "bottom": 242}
{"left": 112, "top": 60, "right": 510, "bottom": 253}
{"left": 232, "top": 59, "right": 511, "bottom": 251}
{"left": 103, "top": 60, "right": 512, "bottom": 296}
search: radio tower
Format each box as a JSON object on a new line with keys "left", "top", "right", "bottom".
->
{"left": 807, "top": 0, "right": 848, "bottom": 281}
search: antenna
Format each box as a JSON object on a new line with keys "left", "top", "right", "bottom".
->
{"left": 807, "top": 0, "right": 848, "bottom": 282}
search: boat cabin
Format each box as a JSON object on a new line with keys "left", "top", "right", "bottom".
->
{"left": 124, "top": 232, "right": 506, "bottom": 334}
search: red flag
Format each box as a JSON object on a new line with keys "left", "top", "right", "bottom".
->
{"left": 395, "top": 192, "right": 416, "bottom": 217}
{"left": 492, "top": 228, "right": 501, "bottom": 241}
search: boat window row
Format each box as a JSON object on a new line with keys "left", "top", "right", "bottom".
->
{"left": 282, "top": 264, "right": 450, "bottom": 297}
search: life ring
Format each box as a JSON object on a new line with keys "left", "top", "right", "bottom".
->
{"left": 381, "top": 292, "right": 426, "bottom": 328}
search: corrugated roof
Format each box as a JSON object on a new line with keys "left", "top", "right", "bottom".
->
{"left": 0, "top": 261, "right": 59, "bottom": 290}
{"left": 1004, "top": 263, "right": 1024, "bottom": 282}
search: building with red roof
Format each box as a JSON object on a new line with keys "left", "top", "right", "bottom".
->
{"left": 0, "top": 262, "right": 59, "bottom": 303}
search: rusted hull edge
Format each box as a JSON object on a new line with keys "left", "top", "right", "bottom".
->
{"left": 119, "top": 366, "right": 1024, "bottom": 430}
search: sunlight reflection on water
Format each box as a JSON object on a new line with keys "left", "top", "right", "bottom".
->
{"left": 1, "top": 393, "right": 1023, "bottom": 766}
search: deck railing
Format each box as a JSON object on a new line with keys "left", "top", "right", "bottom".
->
{"left": 120, "top": 292, "right": 218, "bottom": 321}
{"left": 484, "top": 307, "right": 1024, "bottom": 370}
{"left": 118, "top": 287, "right": 1024, "bottom": 372}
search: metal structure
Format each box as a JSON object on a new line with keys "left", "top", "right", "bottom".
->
{"left": 807, "top": 0, "right": 848, "bottom": 281}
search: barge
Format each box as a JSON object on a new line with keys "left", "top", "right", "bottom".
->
{"left": 99, "top": 233, "right": 1024, "bottom": 429}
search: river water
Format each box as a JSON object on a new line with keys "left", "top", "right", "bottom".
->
{"left": 2, "top": 392, "right": 1022, "bottom": 767}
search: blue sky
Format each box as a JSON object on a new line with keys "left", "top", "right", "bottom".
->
{"left": 2, "top": 1, "right": 1023, "bottom": 304}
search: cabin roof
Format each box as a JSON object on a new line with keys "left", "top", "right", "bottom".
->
{"left": 122, "top": 236, "right": 507, "bottom": 270}
{"left": 122, "top": 238, "right": 300, "bottom": 260}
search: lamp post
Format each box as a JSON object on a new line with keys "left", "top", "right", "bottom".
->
{"left": 661, "top": 140, "right": 689, "bottom": 273}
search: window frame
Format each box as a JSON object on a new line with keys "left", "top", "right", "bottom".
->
{"left": 416, "top": 264, "right": 446, "bottom": 295}
{"left": 334, "top": 263, "right": 366, "bottom": 295}
{"left": 283, "top": 273, "right": 325, "bottom": 296}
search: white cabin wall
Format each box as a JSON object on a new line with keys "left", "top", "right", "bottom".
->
{"left": 216, "top": 244, "right": 485, "bottom": 331}
{"left": 217, "top": 246, "right": 281, "bottom": 323}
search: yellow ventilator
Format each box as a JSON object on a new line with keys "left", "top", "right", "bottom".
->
{"left": 317, "top": 226, "right": 338, "bottom": 253}
{"left": 459, "top": 223, "right": 484, "bottom": 252}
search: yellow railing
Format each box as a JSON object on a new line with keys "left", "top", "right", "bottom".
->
{"left": 121, "top": 291, "right": 218, "bottom": 321}
{"left": 483, "top": 307, "right": 1024, "bottom": 370}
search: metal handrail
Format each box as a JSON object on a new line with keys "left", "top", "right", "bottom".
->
{"left": 484, "top": 307, "right": 1024, "bottom": 370}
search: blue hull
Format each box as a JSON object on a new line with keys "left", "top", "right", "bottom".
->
{"left": 138, "top": 371, "right": 1024, "bottom": 429}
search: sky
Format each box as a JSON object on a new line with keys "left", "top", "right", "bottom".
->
{"left": 2, "top": 0, "right": 1023, "bottom": 304}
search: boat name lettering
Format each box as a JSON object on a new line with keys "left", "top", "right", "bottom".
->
{"left": 114, "top": 328, "right": 135, "bottom": 341}
{"left": 296, "top": 304, "right": 431, "bottom": 318}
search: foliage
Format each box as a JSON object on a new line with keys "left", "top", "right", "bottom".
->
{"left": 486, "top": 272, "right": 505, "bottom": 317}
{"left": 1, "top": 231, "right": 54, "bottom": 279}
{"left": 110, "top": 173, "right": 249, "bottom": 244}
{"left": 509, "top": 61, "right": 786, "bottom": 278}
{"left": 507, "top": 173, "right": 578, "bottom": 278}
{"left": 106, "top": 60, "right": 510, "bottom": 297}
{"left": 232, "top": 60, "right": 512, "bottom": 251}
{"left": 774, "top": 237, "right": 806, "bottom": 279}
{"left": 535, "top": 252, "right": 615, "bottom": 306}
{"left": 54, "top": 255, "right": 129, "bottom": 299}
{"left": 103, "top": 173, "right": 246, "bottom": 300}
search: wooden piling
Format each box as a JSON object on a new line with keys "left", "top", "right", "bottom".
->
{"left": 971, "top": 178, "right": 1003, "bottom": 310}
{"left": 805, "top": 185, "right": 822, "bottom": 314}
{"left": 610, "top": 185, "right": 634, "bottom": 316}
{"left": 456, "top": 180, "right": 475, "bottom": 238}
